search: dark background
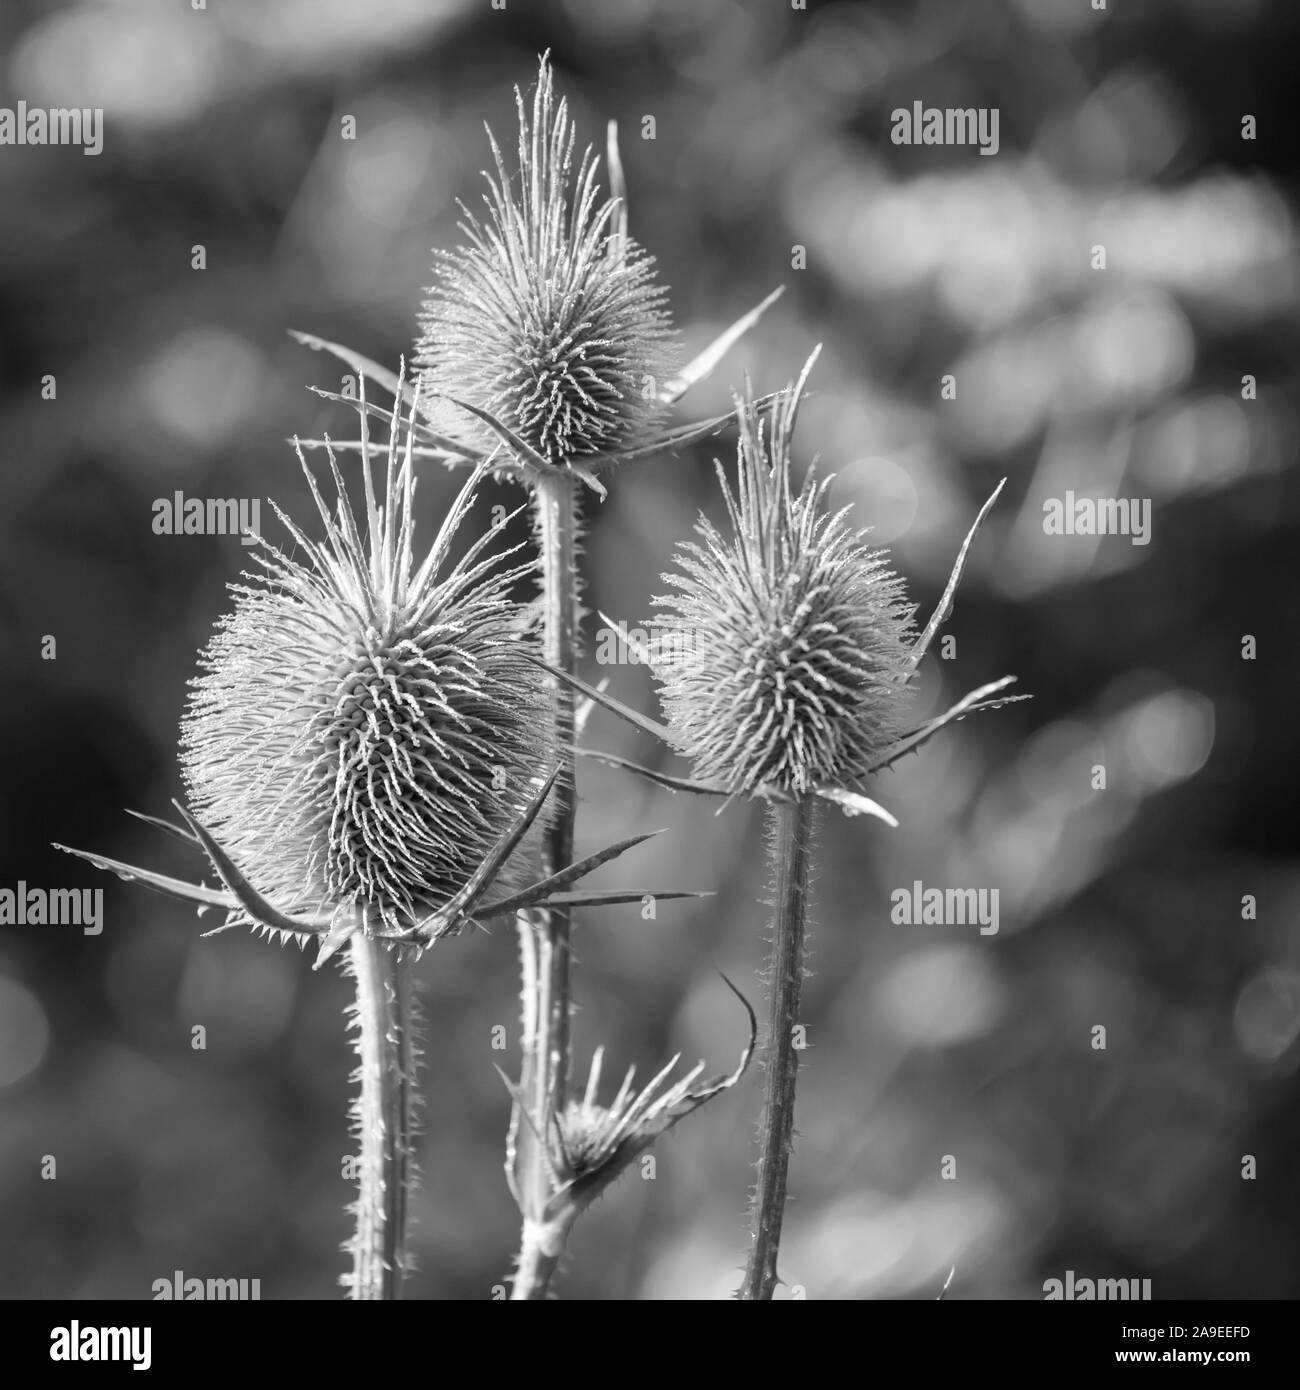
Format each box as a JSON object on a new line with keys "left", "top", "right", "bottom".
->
{"left": 1, "top": 0, "right": 1297, "bottom": 1300}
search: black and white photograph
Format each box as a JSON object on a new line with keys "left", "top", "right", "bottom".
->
{"left": 0, "top": 0, "right": 1296, "bottom": 1347}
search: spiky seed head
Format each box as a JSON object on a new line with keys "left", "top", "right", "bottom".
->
{"left": 650, "top": 387, "right": 917, "bottom": 798}
{"left": 180, "top": 391, "right": 550, "bottom": 939}
{"left": 416, "top": 54, "right": 675, "bottom": 470}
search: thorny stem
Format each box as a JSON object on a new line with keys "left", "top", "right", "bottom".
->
{"left": 510, "top": 470, "right": 578, "bottom": 1299}
{"left": 513, "top": 1212, "right": 568, "bottom": 1304}
{"left": 739, "top": 795, "right": 815, "bottom": 1300}
{"left": 348, "top": 934, "right": 416, "bottom": 1300}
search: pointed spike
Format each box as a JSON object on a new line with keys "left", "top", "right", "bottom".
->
{"left": 597, "top": 396, "right": 786, "bottom": 464}
{"left": 473, "top": 829, "right": 666, "bottom": 918}
{"left": 442, "top": 394, "right": 552, "bottom": 474}
{"left": 660, "top": 287, "right": 787, "bottom": 405}
{"left": 123, "top": 808, "right": 200, "bottom": 846}
{"left": 198, "top": 918, "right": 243, "bottom": 939}
{"left": 498, "top": 1065, "right": 556, "bottom": 1160}
{"left": 910, "top": 479, "right": 1007, "bottom": 669}
{"left": 306, "top": 387, "right": 482, "bottom": 462}
{"left": 595, "top": 610, "right": 653, "bottom": 665}
{"left": 574, "top": 675, "right": 610, "bottom": 741}
{"left": 169, "top": 801, "right": 330, "bottom": 936}
{"left": 493, "top": 1062, "right": 528, "bottom": 1107}
{"left": 53, "top": 843, "right": 236, "bottom": 910}
{"left": 636, "top": 1052, "right": 687, "bottom": 1113}
{"left": 313, "top": 912, "right": 361, "bottom": 970}
{"left": 355, "top": 369, "right": 382, "bottom": 565}
{"left": 684, "top": 971, "right": 758, "bottom": 1101}
{"left": 584, "top": 1046, "right": 605, "bottom": 1109}
{"left": 521, "top": 655, "right": 672, "bottom": 743}
{"left": 521, "top": 889, "right": 712, "bottom": 912}
{"left": 606, "top": 119, "right": 627, "bottom": 255}
{"left": 293, "top": 435, "right": 487, "bottom": 471}
{"left": 289, "top": 331, "right": 413, "bottom": 404}
{"left": 408, "top": 768, "right": 562, "bottom": 939}
{"left": 609, "top": 1062, "right": 639, "bottom": 1120}
{"left": 779, "top": 344, "right": 823, "bottom": 456}
{"left": 412, "top": 453, "right": 498, "bottom": 598}
{"left": 868, "top": 677, "right": 1026, "bottom": 773}
{"left": 574, "top": 747, "right": 728, "bottom": 798}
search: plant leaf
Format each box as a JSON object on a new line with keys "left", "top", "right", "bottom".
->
{"left": 593, "top": 395, "right": 785, "bottom": 466}
{"left": 606, "top": 119, "right": 627, "bottom": 256}
{"left": 574, "top": 746, "right": 727, "bottom": 797}
{"left": 289, "top": 331, "right": 413, "bottom": 405}
{"left": 516, "top": 889, "right": 712, "bottom": 911}
{"left": 660, "top": 287, "right": 786, "bottom": 404}
{"left": 574, "top": 675, "right": 609, "bottom": 740}
{"left": 442, "top": 395, "right": 552, "bottom": 474}
{"left": 306, "top": 387, "right": 482, "bottom": 462}
{"left": 869, "top": 677, "right": 1027, "bottom": 773}
{"left": 405, "top": 768, "right": 561, "bottom": 942}
{"left": 123, "top": 808, "right": 200, "bottom": 846}
{"left": 688, "top": 972, "right": 758, "bottom": 1100}
{"left": 53, "top": 843, "right": 235, "bottom": 910}
{"left": 171, "top": 802, "right": 332, "bottom": 936}
{"left": 521, "top": 655, "right": 672, "bottom": 743}
{"left": 910, "top": 479, "right": 1006, "bottom": 670}
{"left": 474, "top": 829, "right": 666, "bottom": 918}
{"left": 594, "top": 609, "right": 652, "bottom": 664}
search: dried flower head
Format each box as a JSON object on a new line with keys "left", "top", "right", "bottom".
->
{"left": 650, "top": 382, "right": 917, "bottom": 799}
{"left": 416, "top": 54, "right": 675, "bottom": 471}
{"left": 179, "top": 387, "right": 551, "bottom": 942}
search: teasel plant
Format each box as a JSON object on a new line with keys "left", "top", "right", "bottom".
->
{"left": 56, "top": 371, "right": 712, "bottom": 1299}
{"left": 542, "top": 352, "right": 1029, "bottom": 1299}
{"left": 293, "top": 52, "right": 779, "bottom": 1298}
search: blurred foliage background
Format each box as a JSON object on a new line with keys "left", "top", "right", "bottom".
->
{"left": 2, "top": 0, "right": 1297, "bottom": 1300}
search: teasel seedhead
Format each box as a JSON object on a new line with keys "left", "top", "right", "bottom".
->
{"left": 650, "top": 379, "right": 918, "bottom": 800}
{"left": 293, "top": 55, "right": 785, "bottom": 494}
{"left": 415, "top": 54, "right": 675, "bottom": 474}
{"left": 59, "top": 371, "right": 717, "bottom": 962}
{"left": 179, "top": 396, "right": 551, "bottom": 950}
{"left": 536, "top": 350, "right": 1026, "bottom": 822}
